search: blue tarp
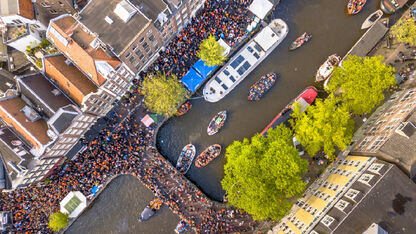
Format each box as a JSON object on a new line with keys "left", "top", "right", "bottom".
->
{"left": 181, "top": 68, "right": 204, "bottom": 92}
{"left": 193, "top": 59, "right": 217, "bottom": 79}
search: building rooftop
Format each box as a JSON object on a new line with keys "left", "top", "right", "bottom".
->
{"left": 0, "top": 127, "right": 35, "bottom": 188}
{"left": 17, "top": 73, "right": 74, "bottom": 118}
{"left": 0, "top": 97, "right": 50, "bottom": 145}
{"left": 379, "top": 110, "right": 416, "bottom": 178}
{"left": 79, "top": 0, "right": 150, "bottom": 56}
{"left": 329, "top": 166, "right": 416, "bottom": 234}
{"left": 34, "top": 0, "right": 76, "bottom": 27}
{"left": 0, "top": 69, "right": 16, "bottom": 96}
{"left": 0, "top": 0, "right": 35, "bottom": 19}
{"left": 47, "top": 105, "right": 79, "bottom": 134}
{"left": 130, "top": 0, "right": 168, "bottom": 21}
{"left": 43, "top": 55, "right": 98, "bottom": 106}
{"left": 48, "top": 15, "right": 121, "bottom": 86}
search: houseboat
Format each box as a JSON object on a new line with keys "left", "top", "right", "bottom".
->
{"left": 203, "top": 19, "right": 288, "bottom": 103}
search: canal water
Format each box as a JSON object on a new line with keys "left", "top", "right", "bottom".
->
{"left": 70, "top": 0, "right": 409, "bottom": 232}
{"left": 157, "top": 0, "right": 390, "bottom": 202}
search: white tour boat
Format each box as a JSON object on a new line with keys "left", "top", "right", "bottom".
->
{"left": 203, "top": 19, "right": 288, "bottom": 102}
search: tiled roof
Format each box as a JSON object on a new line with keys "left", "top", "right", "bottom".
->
{"left": 44, "top": 55, "right": 98, "bottom": 106}
{"left": 0, "top": 97, "right": 50, "bottom": 145}
{"left": 48, "top": 15, "right": 121, "bottom": 86}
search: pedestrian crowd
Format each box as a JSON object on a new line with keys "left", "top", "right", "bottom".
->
{"left": 144, "top": 0, "right": 253, "bottom": 79}
{"left": 1, "top": 0, "right": 259, "bottom": 232}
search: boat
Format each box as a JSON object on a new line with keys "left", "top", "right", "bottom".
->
{"left": 174, "top": 220, "right": 188, "bottom": 233}
{"left": 315, "top": 54, "right": 341, "bottom": 82}
{"left": 347, "top": 0, "right": 367, "bottom": 14}
{"left": 248, "top": 72, "right": 278, "bottom": 101}
{"left": 380, "top": 0, "right": 409, "bottom": 14}
{"left": 289, "top": 32, "right": 312, "bottom": 50}
{"left": 195, "top": 144, "right": 222, "bottom": 167}
{"left": 176, "top": 101, "right": 192, "bottom": 116}
{"left": 207, "top": 111, "right": 227, "bottom": 136}
{"left": 176, "top": 144, "right": 196, "bottom": 174}
{"left": 361, "top": 10, "right": 383, "bottom": 29}
{"left": 261, "top": 86, "right": 318, "bottom": 135}
{"left": 203, "top": 19, "right": 288, "bottom": 102}
{"left": 139, "top": 198, "right": 163, "bottom": 222}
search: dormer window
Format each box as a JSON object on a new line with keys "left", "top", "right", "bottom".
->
{"left": 335, "top": 199, "right": 349, "bottom": 212}
{"left": 368, "top": 163, "right": 384, "bottom": 174}
{"left": 358, "top": 173, "right": 374, "bottom": 185}
{"left": 321, "top": 215, "right": 335, "bottom": 227}
{"left": 345, "top": 189, "right": 360, "bottom": 200}
{"left": 114, "top": 0, "right": 137, "bottom": 23}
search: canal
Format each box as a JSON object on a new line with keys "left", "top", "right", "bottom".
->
{"left": 157, "top": 0, "right": 391, "bottom": 202}
{"left": 69, "top": 0, "right": 409, "bottom": 232}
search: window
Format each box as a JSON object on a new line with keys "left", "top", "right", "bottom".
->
{"left": 41, "top": 2, "right": 50, "bottom": 7}
{"left": 358, "top": 173, "right": 374, "bottom": 184}
{"left": 229, "top": 76, "right": 236, "bottom": 82}
{"left": 135, "top": 50, "right": 142, "bottom": 57}
{"left": 400, "top": 90, "right": 416, "bottom": 102}
{"left": 132, "top": 45, "right": 138, "bottom": 51}
{"left": 368, "top": 163, "right": 384, "bottom": 173}
{"left": 125, "top": 52, "right": 131, "bottom": 59}
{"left": 146, "top": 29, "right": 153, "bottom": 37}
{"left": 253, "top": 52, "right": 260, "bottom": 59}
{"left": 254, "top": 44, "right": 262, "bottom": 52}
{"left": 139, "top": 38, "right": 145, "bottom": 44}
{"left": 149, "top": 35, "right": 155, "bottom": 42}
{"left": 129, "top": 56, "right": 135, "bottom": 63}
{"left": 231, "top": 55, "right": 244, "bottom": 69}
{"left": 143, "top": 42, "right": 149, "bottom": 49}
{"left": 321, "top": 215, "right": 335, "bottom": 227}
{"left": 237, "top": 61, "right": 251, "bottom": 75}
{"left": 247, "top": 46, "right": 254, "bottom": 53}
{"left": 177, "top": 19, "right": 182, "bottom": 26}
{"left": 221, "top": 83, "right": 228, "bottom": 90}
{"left": 368, "top": 136, "right": 387, "bottom": 150}
{"left": 49, "top": 9, "right": 58, "bottom": 14}
{"left": 345, "top": 189, "right": 360, "bottom": 200}
{"left": 214, "top": 77, "right": 222, "bottom": 84}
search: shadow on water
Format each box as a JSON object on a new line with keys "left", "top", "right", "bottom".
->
{"left": 156, "top": 0, "right": 395, "bottom": 202}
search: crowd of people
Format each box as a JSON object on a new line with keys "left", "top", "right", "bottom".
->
{"left": 1, "top": 0, "right": 259, "bottom": 232}
{"left": 143, "top": 0, "right": 254, "bottom": 79}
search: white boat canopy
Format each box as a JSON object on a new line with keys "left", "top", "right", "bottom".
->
{"left": 249, "top": 0, "right": 274, "bottom": 19}
{"left": 218, "top": 38, "right": 231, "bottom": 56}
{"left": 60, "top": 191, "right": 87, "bottom": 218}
{"left": 254, "top": 26, "right": 279, "bottom": 51}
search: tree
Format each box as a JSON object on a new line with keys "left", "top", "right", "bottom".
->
{"left": 222, "top": 125, "right": 308, "bottom": 221}
{"left": 197, "top": 34, "right": 226, "bottom": 66}
{"left": 327, "top": 55, "right": 396, "bottom": 115}
{"left": 141, "top": 73, "right": 189, "bottom": 117}
{"left": 48, "top": 212, "right": 69, "bottom": 232}
{"left": 391, "top": 18, "right": 416, "bottom": 46}
{"left": 291, "top": 96, "right": 355, "bottom": 161}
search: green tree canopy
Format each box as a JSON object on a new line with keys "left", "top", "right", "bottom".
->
{"left": 48, "top": 212, "right": 69, "bottom": 232}
{"left": 222, "top": 125, "right": 308, "bottom": 221}
{"left": 197, "top": 34, "right": 226, "bottom": 66}
{"left": 141, "top": 73, "right": 189, "bottom": 117}
{"left": 291, "top": 96, "right": 355, "bottom": 161}
{"left": 391, "top": 18, "right": 416, "bottom": 46}
{"left": 327, "top": 55, "right": 396, "bottom": 115}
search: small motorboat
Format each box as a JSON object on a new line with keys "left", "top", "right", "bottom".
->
{"left": 174, "top": 220, "right": 188, "bottom": 233}
{"left": 289, "top": 32, "right": 312, "bottom": 51}
{"left": 207, "top": 111, "right": 227, "bottom": 136}
{"left": 248, "top": 73, "right": 278, "bottom": 101}
{"left": 176, "top": 144, "right": 196, "bottom": 174}
{"left": 139, "top": 198, "right": 163, "bottom": 222}
{"left": 361, "top": 10, "right": 383, "bottom": 29}
{"left": 347, "top": 0, "right": 367, "bottom": 14}
{"left": 315, "top": 54, "right": 341, "bottom": 82}
{"left": 195, "top": 144, "right": 222, "bottom": 167}
{"left": 176, "top": 101, "right": 192, "bottom": 116}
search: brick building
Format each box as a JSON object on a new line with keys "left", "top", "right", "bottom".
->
{"left": 270, "top": 156, "right": 416, "bottom": 234}
{"left": 47, "top": 15, "right": 135, "bottom": 116}
{"left": 77, "top": 0, "right": 205, "bottom": 73}
{"left": 352, "top": 87, "right": 416, "bottom": 177}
